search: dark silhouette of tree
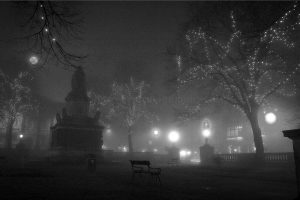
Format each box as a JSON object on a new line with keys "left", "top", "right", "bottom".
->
{"left": 0, "top": 70, "right": 35, "bottom": 149}
{"left": 176, "top": 2, "right": 300, "bottom": 157}
{"left": 14, "top": 1, "right": 85, "bottom": 69}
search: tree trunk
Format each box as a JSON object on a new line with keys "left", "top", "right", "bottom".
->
{"left": 5, "top": 118, "right": 15, "bottom": 149}
{"left": 128, "top": 127, "right": 133, "bottom": 153}
{"left": 248, "top": 110, "right": 264, "bottom": 159}
{"left": 35, "top": 117, "right": 41, "bottom": 150}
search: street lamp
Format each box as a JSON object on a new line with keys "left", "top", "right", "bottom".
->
{"left": 168, "top": 130, "right": 180, "bottom": 143}
{"left": 201, "top": 119, "right": 211, "bottom": 144}
{"left": 202, "top": 129, "right": 211, "bottom": 144}
{"left": 152, "top": 128, "right": 160, "bottom": 137}
{"left": 265, "top": 112, "right": 277, "bottom": 124}
{"left": 19, "top": 134, "right": 23, "bottom": 139}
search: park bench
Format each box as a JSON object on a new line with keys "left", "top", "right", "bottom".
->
{"left": 129, "top": 160, "right": 161, "bottom": 184}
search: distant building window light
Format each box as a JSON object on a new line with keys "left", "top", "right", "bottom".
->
{"left": 227, "top": 125, "right": 243, "bottom": 138}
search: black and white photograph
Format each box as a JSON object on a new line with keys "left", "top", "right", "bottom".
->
{"left": 0, "top": 1, "right": 300, "bottom": 199}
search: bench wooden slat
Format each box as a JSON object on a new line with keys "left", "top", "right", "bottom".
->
{"left": 129, "top": 160, "right": 161, "bottom": 185}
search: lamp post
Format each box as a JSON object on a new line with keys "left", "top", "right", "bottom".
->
{"left": 167, "top": 130, "right": 180, "bottom": 162}
{"left": 202, "top": 129, "right": 211, "bottom": 144}
{"left": 200, "top": 119, "right": 214, "bottom": 165}
{"left": 201, "top": 119, "right": 211, "bottom": 144}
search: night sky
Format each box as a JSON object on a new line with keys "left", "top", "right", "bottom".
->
{"left": 0, "top": 1, "right": 187, "bottom": 102}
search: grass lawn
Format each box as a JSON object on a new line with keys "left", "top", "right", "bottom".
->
{"left": 0, "top": 162, "right": 297, "bottom": 200}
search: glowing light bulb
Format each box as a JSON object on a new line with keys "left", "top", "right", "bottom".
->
{"left": 153, "top": 128, "right": 159, "bottom": 136}
{"left": 202, "top": 129, "right": 211, "bottom": 138}
{"left": 168, "top": 131, "right": 180, "bottom": 143}
{"left": 265, "top": 112, "right": 277, "bottom": 124}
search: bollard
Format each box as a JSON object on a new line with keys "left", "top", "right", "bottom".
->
{"left": 283, "top": 129, "right": 300, "bottom": 199}
{"left": 87, "top": 154, "right": 96, "bottom": 173}
{"left": 199, "top": 143, "right": 214, "bottom": 166}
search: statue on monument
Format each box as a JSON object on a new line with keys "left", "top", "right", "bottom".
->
{"left": 56, "top": 113, "right": 61, "bottom": 124}
{"left": 93, "top": 111, "right": 101, "bottom": 123}
{"left": 62, "top": 108, "right": 68, "bottom": 119}
{"left": 66, "top": 66, "right": 89, "bottom": 102}
{"left": 65, "top": 67, "right": 90, "bottom": 116}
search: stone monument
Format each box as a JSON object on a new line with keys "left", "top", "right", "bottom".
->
{"left": 51, "top": 67, "right": 104, "bottom": 152}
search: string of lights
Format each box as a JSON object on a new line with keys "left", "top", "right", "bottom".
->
{"left": 178, "top": 3, "right": 300, "bottom": 114}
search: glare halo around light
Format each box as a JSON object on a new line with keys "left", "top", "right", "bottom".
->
{"left": 202, "top": 129, "right": 211, "bottom": 138}
{"left": 29, "top": 56, "right": 39, "bottom": 65}
{"left": 265, "top": 112, "right": 277, "bottom": 124}
{"left": 168, "top": 131, "right": 180, "bottom": 143}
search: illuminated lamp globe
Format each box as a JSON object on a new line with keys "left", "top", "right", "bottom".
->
{"left": 265, "top": 112, "right": 277, "bottom": 124}
{"left": 168, "top": 131, "right": 180, "bottom": 143}
{"left": 29, "top": 56, "right": 39, "bottom": 65}
{"left": 153, "top": 129, "right": 159, "bottom": 136}
{"left": 180, "top": 150, "right": 187, "bottom": 157}
{"left": 202, "top": 129, "right": 211, "bottom": 138}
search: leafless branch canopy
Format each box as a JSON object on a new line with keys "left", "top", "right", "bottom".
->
{"left": 15, "top": 1, "right": 85, "bottom": 70}
{"left": 177, "top": 3, "right": 300, "bottom": 115}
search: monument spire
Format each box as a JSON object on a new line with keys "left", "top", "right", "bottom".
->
{"left": 65, "top": 66, "right": 90, "bottom": 116}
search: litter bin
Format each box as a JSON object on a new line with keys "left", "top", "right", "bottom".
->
{"left": 87, "top": 154, "right": 96, "bottom": 172}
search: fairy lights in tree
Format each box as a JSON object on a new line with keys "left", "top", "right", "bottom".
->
{"left": 177, "top": 3, "right": 300, "bottom": 156}
{"left": 0, "top": 70, "right": 35, "bottom": 149}
{"left": 111, "top": 78, "right": 158, "bottom": 152}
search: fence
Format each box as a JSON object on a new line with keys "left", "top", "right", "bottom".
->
{"left": 217, "top": 152, "right": 294, "bottom": 165}
{"left": 102, "top": 151, "right": 170, "bottom": 164}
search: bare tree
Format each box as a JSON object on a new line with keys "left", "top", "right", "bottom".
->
{"left": 0, "top": 70, "right": 35, "bottom": 149}
{"left": 177, "top": 3, "right": 300, "bottom": 157}
{"left": 14, "top": 1, "right": 85, "bottom": 69}
{"left": 111, "top": 78, "right": 157, "bottom": 153}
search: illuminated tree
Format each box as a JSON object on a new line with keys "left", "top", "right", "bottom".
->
{"left": 0, "top": 70, "right": 35, "bottom": 149}
{"left": 177, "top": 3, "right": 300, "bottom": 157}
{"left": 14, "top": 1, "right": 84, "bottom": 69}
{"left": 111, "top": 78, "right": 157, "bottom": 153}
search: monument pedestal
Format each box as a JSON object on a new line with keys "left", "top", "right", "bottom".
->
{"left": 51, "top": 116, "right": 103, "bottom": 151}
{"left": 283, "top": 129, "right": 300, "bottom": 199}
{"left": 199, "top": 143, "right": 214, "bottom": 165}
